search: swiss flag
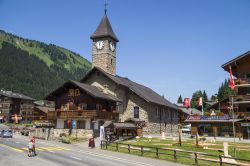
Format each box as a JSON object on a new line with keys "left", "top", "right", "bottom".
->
{"left": 183, "top": 98, "right": 191, "bottom": 107}
{"left": 229, "top": 66, "right": 235, "bottom": 90}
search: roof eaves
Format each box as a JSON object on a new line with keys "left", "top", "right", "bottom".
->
{"left": 221, "top": 51, "right": 250, "bottom": 69}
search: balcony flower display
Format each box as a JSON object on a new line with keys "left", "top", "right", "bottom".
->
{"left": 77, "top": 106, "right": 83, "bottom": 115}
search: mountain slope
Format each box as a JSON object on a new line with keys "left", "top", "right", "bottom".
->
{"left": 0, "top": 30, "right": 91, "bottom": 99}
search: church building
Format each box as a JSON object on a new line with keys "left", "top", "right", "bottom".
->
{"left": 45, "top": 12, "right": 180, "bottom": 135}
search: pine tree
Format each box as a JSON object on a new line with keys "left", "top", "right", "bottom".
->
{"left": 177, "top": 95, "right": 183, "bottom": 104}
{"left": 191, "top": 90, "right": 203, "bottom": 108}
{"left": 217, "top": 79, "right": 235, "bottom": 101}
{"left": 202, "top": 90, "right": 208, "bottom": 103}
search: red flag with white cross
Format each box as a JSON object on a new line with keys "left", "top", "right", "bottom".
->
{"left": 229, "top": 66, "right": 235, "bottom": 90}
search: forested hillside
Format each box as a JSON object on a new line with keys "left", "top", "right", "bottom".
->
{"left": 0, "top": 30, "right": 91, "bottom": 99}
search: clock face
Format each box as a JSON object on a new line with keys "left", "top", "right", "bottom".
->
{"left": 109, "top": 42, "right": 115, "bottom": 51}
{"left": 96, "top": 41, "right": 104, "bottom": 50}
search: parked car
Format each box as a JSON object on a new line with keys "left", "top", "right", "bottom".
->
{"left": 182, "top": 125, "right": 191, "bottom": 135}
{"left": 0, "top": 129, "right": 13, "bottom": 138}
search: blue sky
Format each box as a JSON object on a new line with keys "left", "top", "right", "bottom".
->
{"left": 1, "top": 0, "right": 250, "bottom": 103}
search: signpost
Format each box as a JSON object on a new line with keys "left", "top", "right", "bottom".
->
{"left": 72, "top": 120, "right": 76, "bottom": 129}
{"left": 72, "top": 120, "right": 77, "bottom": 138}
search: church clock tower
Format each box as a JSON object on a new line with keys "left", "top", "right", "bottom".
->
{"left": 90, "top": 13, "right": 119, "bottom": 76}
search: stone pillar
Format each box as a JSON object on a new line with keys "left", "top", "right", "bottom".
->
{"left": 213, "top": 126, "right": 218, "bottom": 138}
{"left": 161, "top": 131, "right": 166, "bottom": 140}
{"left": 223, "top": 142, "right": 229, "bottom": 156}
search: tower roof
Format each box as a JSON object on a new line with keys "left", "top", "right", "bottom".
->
{"left": 91, "top": 15, "right": 119, "bottom": 42}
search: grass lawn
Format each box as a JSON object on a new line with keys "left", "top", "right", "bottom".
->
{"left": 103, "top": 138, "right": 250, "bottom": 166}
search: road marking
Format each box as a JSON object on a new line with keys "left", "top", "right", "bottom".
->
{"left": 48, "top": 150, "right": 56, "bottom": 153}
{"left": 38, "top": 146, "right": 70, "bottom": 151}
{"left": 35, "top": 148, "right": 45, "bottom": 151}
{"left": 69, "top": 155, "right": 82, "bottom": 161}
{"left": 0, "top": 144, "right": 24, "bottom": 153}
{"left": 74, "top": 149, "right": 155, "bottom": 166}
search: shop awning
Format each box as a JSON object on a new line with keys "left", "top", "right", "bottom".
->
{"left": 185, "top": 119, "right": 243, "bottom": 123}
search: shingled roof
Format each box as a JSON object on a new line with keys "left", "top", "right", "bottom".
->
{"left": 0, "top": 90, "right": 35, "bottom": 101}
{"left": 44, "top": 80, "right": 122, "bottom": 102}
{"left": 90, "top": 15, "right": 119, "bottom": 42}
{"left": 81, "top": 67, "right": 179, "bottom": 110}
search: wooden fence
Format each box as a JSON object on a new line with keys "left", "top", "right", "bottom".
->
{"left": 100, "top": 141, "right": 250, "bottom": 166}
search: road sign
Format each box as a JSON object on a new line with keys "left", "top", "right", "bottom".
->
{"left": 72, "top": 120, "right": 77, "bottom": 129}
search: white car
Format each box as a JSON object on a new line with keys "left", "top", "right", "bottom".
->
{"left": 182, "top": 125, "right": 191, "bottom": 134}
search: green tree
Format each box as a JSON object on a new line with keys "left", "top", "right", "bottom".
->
{"left": 191, "top": 90, "right": 203, "bottom": 108}
{"left": 217, "top": 79, "right": 235, "bottom": 101}
{"left": 0, "top": 30, "right": 91, "bottom": 99}
{"left": 177, "top": 95, "right": 183, "bottom": 103}
{"left": 202, "top": 90, "right": 208, "bottom": 103}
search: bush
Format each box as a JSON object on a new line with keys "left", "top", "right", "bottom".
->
{"left": 62, "top": 137, "right": 71, "bottom": 144}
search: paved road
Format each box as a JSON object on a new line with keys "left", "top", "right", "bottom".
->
{"left": 0, "top": 134, "right": 184, "bottom": 166}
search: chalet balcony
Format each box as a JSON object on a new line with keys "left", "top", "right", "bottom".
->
{"left": 235, "top": 78, "right": 250, "bottom": 86}
{"left": 230, "top": 95, "right": 250, "bottom": 103}
{"left": 47, "top": 110, "right": 119, "bottom": 120}
{"left": 234, "top": 112, "right": 250, "bottom": 119}
{"left": 48, "top": 110, "right": 97, "bottom": 120}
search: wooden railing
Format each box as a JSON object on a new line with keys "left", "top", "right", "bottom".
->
{"left": 47, "top": 110, "right": 119, "bottom": 120}
{"left": 97, "top": 111, "right": 119, "bottom": 120}
{"left": 47, "top": 110, "right": 97, "bottom": 119}
{"left": 236, "top": 78, "right": 250, "bottom": 85}
{"left": 232, "top": 95, "right": 250, "bottom": 102}
{"left": 101, "top": 141, "right": 250, "bottom": 166}
{"left": 235, "top": 112, "right": 250, "bottom": 119}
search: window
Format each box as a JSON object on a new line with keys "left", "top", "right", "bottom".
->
{"left": 77, "top": 120, "right": 86, "bottom": 129}
{"left": 134, "top": 106, "right": 139, "bottom": 118}
{"left": 111, "top": 58, "right": 113, "bottom": 65}
{"left": 75, "top": 89, "right": 80, "bottom": 96}
{"left": 156, "top": 107, "right": 160, "bottom": 117}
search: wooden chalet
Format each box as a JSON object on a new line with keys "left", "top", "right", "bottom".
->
{"left": 0, "top": 90, "right": 35, "bottom": 123}
{"left": 186, "top": 51, "right": 250, "bottom": 139}
{"left": 44, "top": 80, "right": 122, "bottom": 131}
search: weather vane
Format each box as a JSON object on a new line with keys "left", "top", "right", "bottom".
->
{"left": 104, "top": 0, "right": 108, "bottom": 15}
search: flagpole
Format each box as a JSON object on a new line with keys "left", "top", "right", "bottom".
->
{"left": 229, "top": 65, "right": 236, "bottom": 157}
{"left": 232, "top": 95, "right": 236, "bottom": 157}
{"left": 202, "top": 104, "right": 204, "bottom": 116}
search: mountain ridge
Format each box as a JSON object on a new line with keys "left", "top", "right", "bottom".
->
{"left": 0, "top": 30, "right": 91, "bottom": 99}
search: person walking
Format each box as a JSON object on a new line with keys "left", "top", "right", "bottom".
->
{"left": 88, "top": 136, "right": 95, "bottom": 149}
{"left": 31, "top": 136, "right": 36, "bottom": 156}
{"left": 28, "top": 140, "right": 34, "bottom": 157}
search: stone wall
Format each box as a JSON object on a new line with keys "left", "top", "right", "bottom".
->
{"left": 82, "top": 68, "right": 179, "bottom": 135}
{"left": 120, "top": 91, "right": 149, "bottom": 122}
{"left": 92, "top": 39, "right": 116, "bottom": 76}
{"left": 83, "top": 70, "right": 118, "bottom": 96}
{"left": 29, "top": 128, "right": 54, "bottom": 140}
{"left": 53, "top": 129, "right": 93, "bottom": 139}
{"left": 30, "top": 128, "right": 93, "bottom": 140}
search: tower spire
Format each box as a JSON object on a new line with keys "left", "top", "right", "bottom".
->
{"left": 104, "top": 0, "right": 108, "bottom": 15}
